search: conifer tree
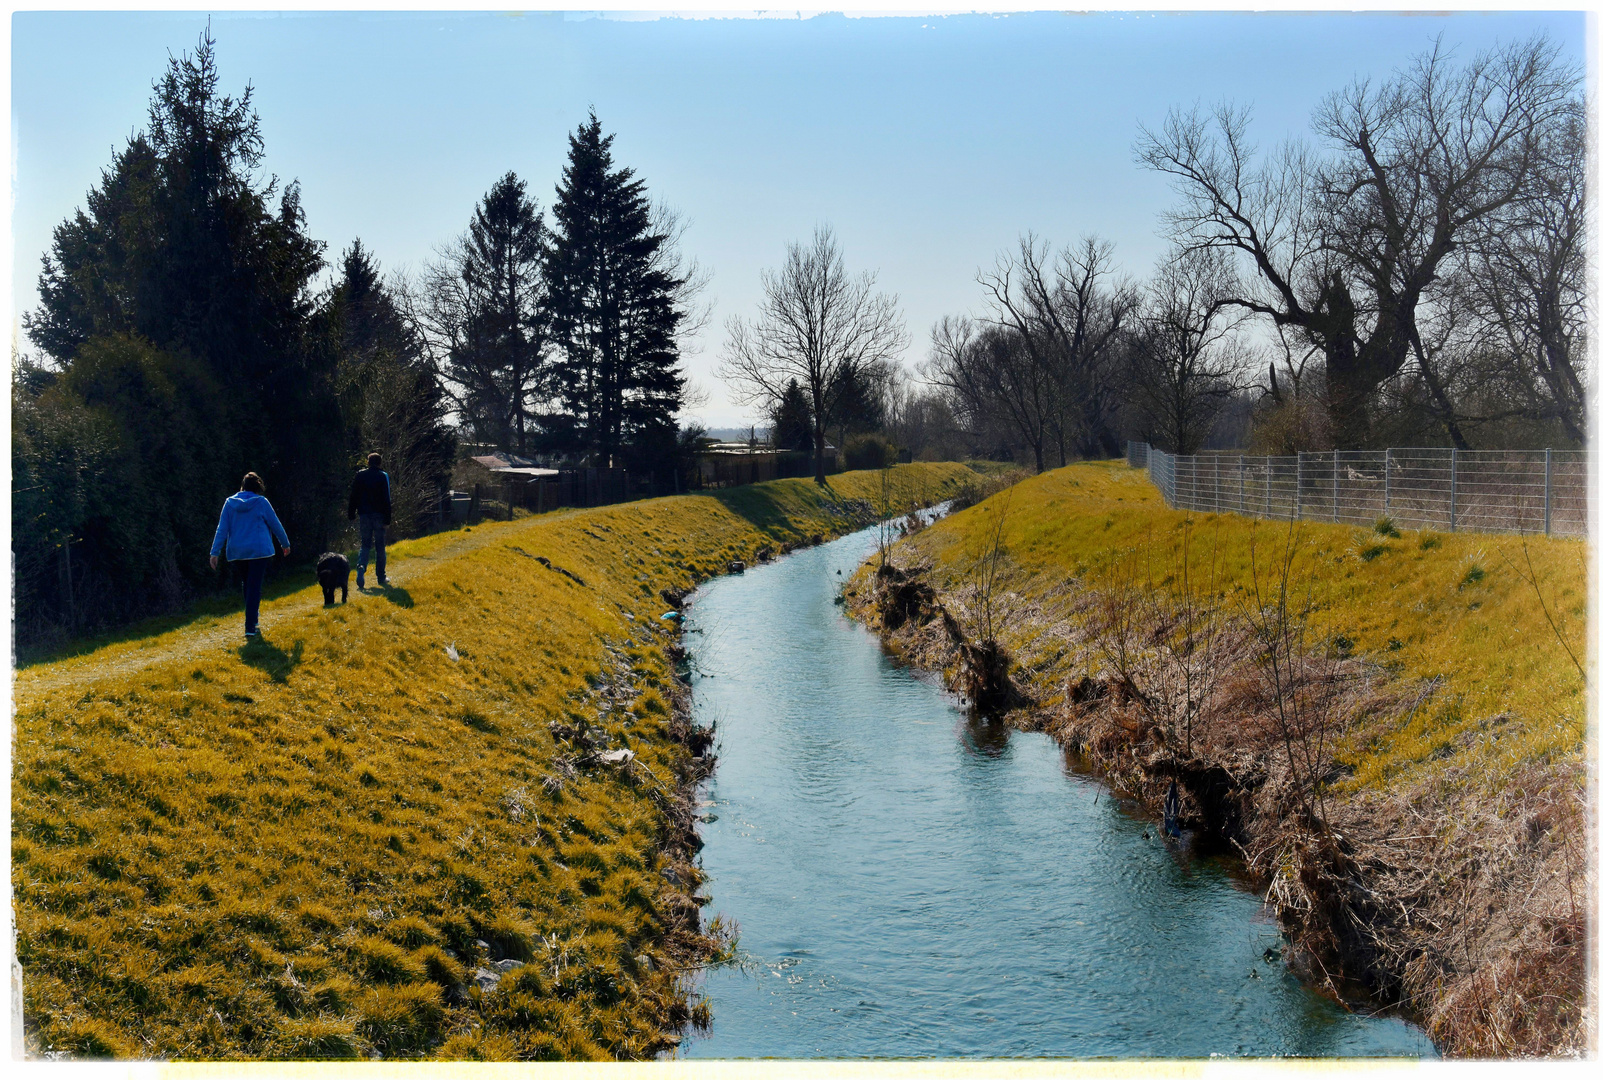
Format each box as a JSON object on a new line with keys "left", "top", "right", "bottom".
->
{"left": 544, "top": 113, "right": 685, "bottom": 469}
{"left": 326, "top": 241, "right": 456, "bottom": 535}
{"left": 421, "top": 173, "right": 546, "bottom": 454}
{"left": 18, "top": 28, "right": 331, "bottom": 639}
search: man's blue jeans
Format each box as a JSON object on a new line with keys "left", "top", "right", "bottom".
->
{"left": 240, "top": 557, "right": 270, "bottom": 635}
{"left": 358, "top": 512, "right": 387, "bottom": 583}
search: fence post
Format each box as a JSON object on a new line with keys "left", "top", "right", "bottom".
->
{"left": 1449, "top": 448, "right": 1458, "bottom": 532}
{"left": 1333, "top": 449, "right": 1341, "bottom": 523}
{"left": 1239, "top": 455, "right": 1246, "bottom": 513}
{"left": 1295, "top": 453, "right": 1304, "bottom": 521}
{"left": 1544, "top": 448, "right": 1553, "bottom": 537}
{"left": 1384, "top": 449, "right": 1391, "bottom": 515}
{"left": 1264, "top": 459, "right": 1271, "bottom": 518}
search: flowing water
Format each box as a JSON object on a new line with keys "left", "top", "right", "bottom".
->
{"left": 678, "top": 523, "right": 1435, "bottom": 1059}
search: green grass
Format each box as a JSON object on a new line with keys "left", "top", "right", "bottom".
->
{"left": 892, "top": 461, "right": 1586, "bottom": 796}
{"left": 12, "top": 463, "right": 973, "bottom": 1061}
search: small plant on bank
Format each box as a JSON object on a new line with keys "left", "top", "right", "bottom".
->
{"left": 1241, "top": 522, "right": 1346, "bottom": 831}
{"left": 1373, "top": 516, "right": 1401, "bottom": 539}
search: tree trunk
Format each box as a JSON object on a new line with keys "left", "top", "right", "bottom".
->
{"left": 814, "top": 423, "right": 827, "bottom": 485}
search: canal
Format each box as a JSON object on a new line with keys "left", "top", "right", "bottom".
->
{"left": 679, "top": 522, "right": 1434, "bottom": 1059}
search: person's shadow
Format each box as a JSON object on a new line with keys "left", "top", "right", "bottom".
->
{"left": 377, "top": 583, "right": 414, "bottom": 609}
{"left": 240, "top": 634, "right": 303, "bottom": 683}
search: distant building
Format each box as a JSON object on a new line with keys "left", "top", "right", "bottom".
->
{"left": 469, "top": 451, "right": 560, "bottom": 481}
{"left": 694, "top": 442, "right": 834, "bottom": 487}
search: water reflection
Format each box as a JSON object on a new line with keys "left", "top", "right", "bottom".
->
{"left": 680, "top": 523, "right": 1435, "bottom": 1060}
{"left": 960, "top": 714, "right": 1011, "bottom": 758}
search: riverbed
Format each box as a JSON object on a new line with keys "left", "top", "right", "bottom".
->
{"left": 679, "top": 523, "right": 1434, "bottom": 1059}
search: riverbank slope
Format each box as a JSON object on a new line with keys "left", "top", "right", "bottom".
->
{"left": 11, "top": 462, "right": 971, "bottom": 1061}
{"left": 847, "top": 461, "right": 1588, "bottom": 1056}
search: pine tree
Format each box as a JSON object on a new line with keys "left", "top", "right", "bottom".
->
{"left": 544, "top": 113, "right": 685, "bottom": 469}
{"left": 326, "top": 241, "right": 455, "bottom": 536}
{"left": 769, "top": 379, "right": 813, "bottom": 451}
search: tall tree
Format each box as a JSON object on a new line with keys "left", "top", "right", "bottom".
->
{"left": 19, "top": 28, "right": 330, "bottom": 641}
{"left": 325, "top": 241, "right": 456, "bottom": 536}
{"left": 976, "top": 235, "right": 1138, "bottom": 466}
{"left": 1126, "top": 246, "right": 1254, "bottom": 454}
{"left": 1136, "top": 35, "right": 1580, "bottom": 448}
{"left": 719, "top": 225, "right": 908, "bottom": 483}
{"left": 419, "top": 173, "right": 546, "bottom": 453}
{"left": 768, "top": 378, "right": 814, "bottom": 451}
{"left": 926, "top": 317, "right": 1049, "bottom": 471}
{"left": 545, "top": 113, "right": 688, "bottom": 469}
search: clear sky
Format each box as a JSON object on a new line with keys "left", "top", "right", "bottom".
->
{"left": 8, "top": 8, "right": 1588, "bottom": 428}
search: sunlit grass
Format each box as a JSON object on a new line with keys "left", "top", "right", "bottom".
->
{"left": 897, "top": 461, "right": 1586, "bottom": 797}
{"left": 12, "top": 463, "right": 972, "bottom": 1060}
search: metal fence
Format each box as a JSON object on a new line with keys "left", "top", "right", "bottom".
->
{"left": 1126, "top": 442, "right": 1587, "bottom": 538}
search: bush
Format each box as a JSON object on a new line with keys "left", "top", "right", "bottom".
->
{"left": 843, "top": 433, "right": 896, "bottom": 471}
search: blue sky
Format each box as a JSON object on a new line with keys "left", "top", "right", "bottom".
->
{"left": 8, "top": 9, "right": 1588, "bottom": 427}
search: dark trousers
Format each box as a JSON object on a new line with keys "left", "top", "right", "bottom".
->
{"left": 239, "top": 557, "right": 270, "bottom": 634}
{"left": 358, "top": 512, "right": 387, "bottom": 582}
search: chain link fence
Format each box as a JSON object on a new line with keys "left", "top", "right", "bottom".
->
{"left": 1126, "top": 442, "right": 1587, "bottom": 538}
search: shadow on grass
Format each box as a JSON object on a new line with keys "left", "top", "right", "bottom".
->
{"left": 240, "top": 635, "right": 303, "bottom": 684}
{"left": 378, "top": 585, "right": 414, "bottom": 608}
{"left": 709, "top": 477, "right": 833, "bottom": 534}
{"left": 14, "top": 566, "right": 318, "bottom": 671}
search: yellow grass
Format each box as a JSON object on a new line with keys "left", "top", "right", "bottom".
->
{"left": 895, "top": 461, "right": 1586, "bottom": 796}
{"left": 11, "top": 463, "right": 972, "bottom": 1061}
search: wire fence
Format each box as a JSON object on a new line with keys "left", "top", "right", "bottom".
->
{"left": 1126, "top": 442, "right": 1587, "bottom": 539}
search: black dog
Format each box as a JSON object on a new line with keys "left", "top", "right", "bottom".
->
{"left": 317, "top": 552, "right": 350, "bottom": 606}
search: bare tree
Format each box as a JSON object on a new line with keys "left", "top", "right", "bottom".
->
{"left": 1136, "top": 36, "right": 1581, "bottom": 448}
{"left": 926, "top": 315, "right": 1050, "bottom": 472}
{"left": 1458, "top": 105, "right": 1587, "bottom": 443}
{"left": 976, "top": 235, "right": 1138, "bottom": 466}
{"left": 1127, "top": 246, "right": 1256, "bottom": 454}
{"left": 718, "top": 226, "right": 908, "bottom": 483}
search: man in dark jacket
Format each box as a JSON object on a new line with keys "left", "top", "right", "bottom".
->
{"left": 348, "top": 452, "right": 392, "bottom": 589}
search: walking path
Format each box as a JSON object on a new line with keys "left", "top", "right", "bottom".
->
{"left": 12, "top": 515, "right": 554, "bottom": 701}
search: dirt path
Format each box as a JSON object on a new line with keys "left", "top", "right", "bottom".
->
{"left": 12, "top": 519, "right": 542, "bottom": 703}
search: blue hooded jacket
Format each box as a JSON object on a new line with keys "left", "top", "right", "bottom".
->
{"left": 210, "top": 490, "right": 290, "bottom": 562}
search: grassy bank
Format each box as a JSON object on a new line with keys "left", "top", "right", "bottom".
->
{"left": 848, "top": 461, "right": 1587, "bottom": 1056}
{"left": 11, "top": 462, "right": 972, "bottom": 1061}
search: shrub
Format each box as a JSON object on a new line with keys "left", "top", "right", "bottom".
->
{"left": 435, "top": 1031, "right": 520, "bottom": 1060}
{"left": 384, "top": 916, "right": 441, "bottom": 950}
{"left": 843, "top": 433, "right": 896, "bottom": 471}
{"left": 481, "top": 913, "right": 538, "bottom": 962}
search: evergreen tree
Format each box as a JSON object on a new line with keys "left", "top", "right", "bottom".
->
{"left": 325, "top": 241, "right": 456, "bottom": 536}
{"left": 454, "top": 174, "right": 546, "bottom": 452}
{"left": 544, "top": 113, "right": 685, "bottom": 469}
{"left": 768, "top": 378, "right": 813, "bottom": 451}
{"left": 826, "top": 359, "right": 889, "bottom": 449}
{"left": 18, "top": 29, "right": 331, "bottom": 642}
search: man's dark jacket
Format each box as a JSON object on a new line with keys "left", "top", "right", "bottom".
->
{"left": 348, "top": 468, "right": 392, "bottom": 525}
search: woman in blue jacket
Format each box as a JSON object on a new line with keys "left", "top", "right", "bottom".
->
{"left": 209, "top": 472, "right": 291, "bottom": 637}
